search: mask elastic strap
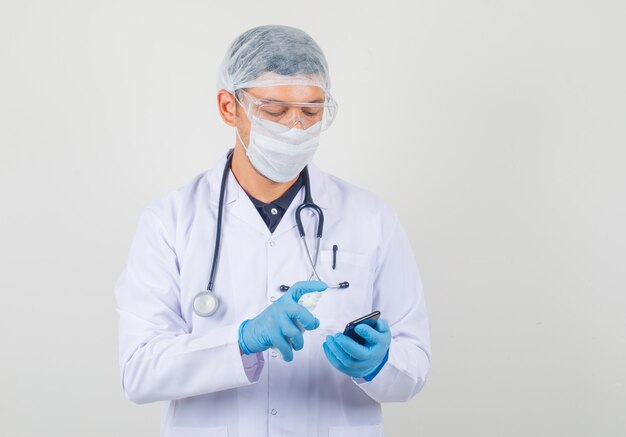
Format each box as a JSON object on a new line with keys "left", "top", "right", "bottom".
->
{"left": 233, "top": 91, "right": 251, "bottom": 154}
{"left": 235, "top": 126, "right": 249, "bottom": 154}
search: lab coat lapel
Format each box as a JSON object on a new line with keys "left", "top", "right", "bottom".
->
{"left": 306, "top": 162, "right": 331, "bottom": 210}
{"left": 228, "top": 182, "right": 272, "bottom": 238}
{"left": 271, "top": 186, "right": 304, "bottom": 238}
{"left": 208, "top": 150, "right": 270, "bottom": 238}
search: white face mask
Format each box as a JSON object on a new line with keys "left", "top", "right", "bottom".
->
{"left": 236, "top": 118, "right": 322, "bottom": 183}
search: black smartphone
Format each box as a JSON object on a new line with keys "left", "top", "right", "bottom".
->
{"left": 343, "top": 311, "right": 381, "bottom": 345}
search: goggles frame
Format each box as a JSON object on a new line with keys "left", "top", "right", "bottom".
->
{"left": 234, "top": 88, "right": 337, "bottom": 130}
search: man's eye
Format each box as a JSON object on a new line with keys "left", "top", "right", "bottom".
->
{"left": 262, "top": 108, "right": 287, "bottom": 117}
{"left": 303, "top": 109, "right": 322, "bottom": 117}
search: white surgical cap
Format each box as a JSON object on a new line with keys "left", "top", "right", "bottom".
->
{"left": 216, "top": 25, "right": 331, "bottom": 93}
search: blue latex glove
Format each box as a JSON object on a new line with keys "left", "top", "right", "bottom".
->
{"left": 323, "top": 318, "right": 391, "bottom": 380}
{"left": 239, "top": 280, "right": 327, "bottom": 361}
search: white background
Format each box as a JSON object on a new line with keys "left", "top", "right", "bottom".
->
{"left": 1, "top": 1, "right": 625, "bottom": 436}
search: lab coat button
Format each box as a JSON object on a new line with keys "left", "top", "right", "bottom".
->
{"left": 271, "top": 350, "right": 278, "bottom": 358}
{"left": 268, "top": 240, "right": 276, "bottom": 247}
{"left": 271, "top": 409, "right": 278, "bottom": 415}
{"left": 269, "top": 296, "right": 276, "bottom": 302}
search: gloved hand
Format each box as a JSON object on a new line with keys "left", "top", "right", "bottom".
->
{"left": 323, "top": 318, "right": 391, "bottom": 380}
{"left": 239, "top": 280, "right": 327, "bottom": 361}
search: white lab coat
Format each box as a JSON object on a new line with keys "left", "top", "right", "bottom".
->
{"left": 115, "top": 150, "right": 431, "bottom": 437}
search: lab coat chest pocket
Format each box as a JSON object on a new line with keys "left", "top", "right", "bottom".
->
{"left": 166, "top": 425, "right": 228, "bottom": 437}
{"left": 329, "top": 424, "right": 383, "bottom": 437}
{"left": 313, "top": 250, "right": 373, "bottom": 330}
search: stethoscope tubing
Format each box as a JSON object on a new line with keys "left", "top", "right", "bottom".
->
{"left": 195, "top": 149, "right": 349, "bottom": 317}
{"left": 206, "top": 150, "right": 234, "bottom": 292}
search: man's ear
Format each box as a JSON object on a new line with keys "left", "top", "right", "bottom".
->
{"left": 217, "top": 90, "right": 237, "bottom": 127}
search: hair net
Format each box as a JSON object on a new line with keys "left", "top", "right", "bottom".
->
{"left": 217, "top": 25, "right": 331, "bottom": 93}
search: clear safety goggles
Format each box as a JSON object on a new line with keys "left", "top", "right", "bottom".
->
{"left": 234, "top": 89, "right": 338, "bottom": 130}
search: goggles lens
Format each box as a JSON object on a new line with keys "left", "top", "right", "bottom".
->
{"left": 236, "top": 89, "right": 337, "bottom": 130}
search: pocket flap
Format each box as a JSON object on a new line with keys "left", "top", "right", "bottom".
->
{"left": 329, "top": 423, "right": 383, "bottom": 437}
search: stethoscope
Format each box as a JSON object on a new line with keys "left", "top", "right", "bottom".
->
{"left": 193, "top": 150, "right": 350, "bottom": 317}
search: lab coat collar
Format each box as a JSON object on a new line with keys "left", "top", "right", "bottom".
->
{"left": 305, "top": 161, "right": 330, "bottom": 210}
{"left": 206, "top": 149, "right": 239, "bottom": 209}
{"left": 205, "top": 149, "right": 331, "bottom": 238}
{"left": 206, "top": 149, "right": 330, "bottom": 210}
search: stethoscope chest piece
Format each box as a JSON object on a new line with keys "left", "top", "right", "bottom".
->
{"left": 193, "top": 291, "right": 219, "bottom": 317}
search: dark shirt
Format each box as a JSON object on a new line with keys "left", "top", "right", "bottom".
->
{"left": 246, "top": 173, "right": 304, "bottom": 233}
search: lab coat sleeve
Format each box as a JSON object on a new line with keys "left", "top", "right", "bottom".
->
{"left": 115, "top": 206, "right": 264, "bottom": 405}
{"left": 352, "top": 215, "right": 431, "bottom": 402}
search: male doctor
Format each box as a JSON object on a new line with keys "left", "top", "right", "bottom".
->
{"left": 116, "top": 25, "right": 431, "bottom": 437}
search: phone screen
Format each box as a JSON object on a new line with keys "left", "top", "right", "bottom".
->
{"left": 343, "top": 311, "right": 380, "bottom": 345}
